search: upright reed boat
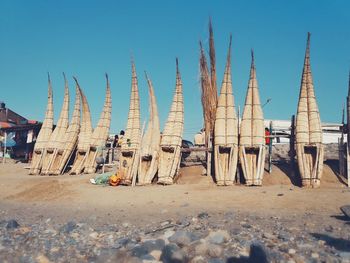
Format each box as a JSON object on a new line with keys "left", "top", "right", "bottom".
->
{"left": 29, "top": 75, "right": 54, "bottom": 175}
{"left": 50, "top": 82, "right": 81, "bottom": 175}
{"left": 239, "top": 51, "right": 265, "bottom": 186}
{"left": 69, "top": 82, "right": 93, "bottom": 175}
{"left": 214, "top": 37, "right": 239, "bottom": 186}
{"left": 119, "top": 62, "right": 141, "bottom": 185}
{"left": 84, "top": 74, "right": 112, "bottom": 174}
{"left": 295, "top": 33, "right": 324, "bottom": 188}
{"left": 138, "top": 72, "right": 160, "bottom": 185}
{"left": 41, "top": 74, "right": 70, "bottom": 175}
{"left": 157, "top": 59, "right": 184, "bottom": 185}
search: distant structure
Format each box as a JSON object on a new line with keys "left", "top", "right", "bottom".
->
{"left": 0, "top": 101, "right": 41, "bottom": 160}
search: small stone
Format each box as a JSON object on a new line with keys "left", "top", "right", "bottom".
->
{"left": 207, "top": 230, "right": 230, "bottom": 244}
{"left": 161, "top": 221, "right": 170, "bottom": 227}
{"left": 60, "top": 221, "right": 76, "bottom": 233}
{"left": 207, "top": 244, "right": 222, "bottom": 258}
{"left": 142, "top": 239, "right": 165, "bottom": 252}
{"left": 311, "top": 252, "right": 319, "bottom": 259}
{"left": 198, "top": 212, "right": 209, "bottom": 219}
{"left": 325, "top": 225, "right": 333, "bottom": 232}
{"left": 6, "top": 219, "right": 20, "bottom": 229}
{"left": 161, "top": 209, "right": 168, "bottom": 214}
{"left": 122, "top": 222, "right": 129, "bottom": 228}
{"left": 340, "top": 205, "right": 350, "bottom": 218}
{"left": 318, "top": 240, "right": 326, "bottom": 246}
{"left": 89, "top": 232, "right": 98, "bottom": 239}
{"left": 160, "top": 244, "right": 182, "bottom": 262}
{"left": 169, "top": 231, "right": 197, "bottom": 247}
{"left": 149, "top": 250, "right": 162, "bottom": 261}
{"left": 288, "top": 249, "right": 296, "bottom": 254}
{"left": 277, "top": 193, "right": 284, "bottom": 196}
{"left": 163, "top": 230, "right": 175, "bottom": 240}
{"left": 262, "top": 233, "right": 275, "bottom": 240}
{"left": 190, "top": 255, "right": 207, "bottom": 263}
{"left": 36, "top": 254, "right": 51, "bottom": 263}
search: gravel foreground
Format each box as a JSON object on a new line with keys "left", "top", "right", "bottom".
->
{"left": 1, "top": 210, "right": 350, "bottom": 263}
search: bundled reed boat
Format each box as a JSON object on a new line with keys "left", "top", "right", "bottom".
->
{"left": 138, "top": 72, "right": 160, "bottom": 185}
{"left": 41, "top": 74, "right": 70, "bottom": 175}
{"left": 84, "top": 74, "right": 112, "bottom": 174}
{"left": 295, "top": 33, "right": 323, "bottom": 188}
{"left": 239, "top": 51, "right": 266, "bottom": 186}
{"left": 119, "top": 62, "right": 141, "bottom": 185}
{"left": 214, "top": 37, "right": 239, "bottom": 186}
{"left": 69, "top": 82, "right": 93, "bottom": 175}
{"left": 49, "top": 81, "right": 81, "bottom": 175}
{"left": 157, "top": 59, "right": 184, "bottom": 185}
{"left": 29, "top": 75, "right": 54, "bottom": 175}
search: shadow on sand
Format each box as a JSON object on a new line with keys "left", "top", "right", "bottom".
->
{"left": 274, "top": 161, "right": 302, "bottom": 187}
{"left": 311, "top": 233, "right": 350, "bottom": 252}
{"left": 325, "top": 160, "right": 348, "bottom": 186}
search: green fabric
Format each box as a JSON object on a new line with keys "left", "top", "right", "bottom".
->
{"left": 94, "top": 172, "right": 113, "bottom": 185}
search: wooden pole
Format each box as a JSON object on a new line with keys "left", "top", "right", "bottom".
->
{"left": 339, "top": 105, "right": 345, "bottom": 178}
{"left": 236, "top": 105, "right": 241, "bottom": 183}
{"left": 2, "top": 131, "right": 7, "bottom": 164}
{"left": 290, "top": 115, "right": 296, "bottom": 178}
{"left": 268, "top": 121, "right": 273, "bottom": 173}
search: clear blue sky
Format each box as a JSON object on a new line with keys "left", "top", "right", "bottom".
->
{"left": 1, "top": 0, "right": 350, "bottom": 140}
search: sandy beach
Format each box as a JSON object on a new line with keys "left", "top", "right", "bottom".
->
{"left": 1, "top": 162, "right": 349, "bottom": 262}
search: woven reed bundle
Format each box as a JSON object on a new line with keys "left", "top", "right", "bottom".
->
{"left": 240, "top": 51, "right": 264, "bottom": 147}
{"left": 214, "top": 36, "right": 238, "bottom": 146}
{"left": 41, "top": 74, "right": 70, "bottom": 174}
{"left": 158, "top": 59, "right": 184, "bottom": 185}
{"left": 141, "top": 72, "right": 160, "bottom": 157}
{"left": 69, "top": 83, "right": 93, "bottom": 175}
{"left": 89, "top": 74, "right": 112, "bottom": 147}
{"left": 121, "top": 62, "right": 141, "bottom": 151}
{"left": 296, "top": 33, "right": 323, "bottom": 188}
{"left": 214, "top": 36, "right": 238, "bottom": 186}
{"left": 29, "top": 74, "right": 54, "bottom": 174}
{"left": 118, "top": 62, "right": 141, "bottom": 185}
{"left": 138, "top": 72, "right": 161, "bottom": 185}
{"left": 296, "top": 33, "right": 322, "bottom": 145}
{"left": 77, "top": 86, "right": 93, "bottom": 151}
{"left": 84, "top": 74, "right": 112, "bottom": 174}
{"left": 160, "top": 60, "right": 183, "bottom": 148}
{"left": 239, "top": 51, "right": 266, "bottom": 186}
{"left": 51, "top": 83, "right": 81, "bottom": 175}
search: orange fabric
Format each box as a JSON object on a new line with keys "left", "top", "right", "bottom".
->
{"left": 109, "top": 174, "right": 121, "bottom": 186}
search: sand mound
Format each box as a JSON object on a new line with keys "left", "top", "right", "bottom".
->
{"left": 6, "top": 180, "right": 75, "bottom": 202}
{"left": 177, "top": 166, "right": 214, "bottom": 185}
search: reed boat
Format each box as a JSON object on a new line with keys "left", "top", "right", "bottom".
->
{"left": 239, "top": 51, "right": 266, "bottom": 186}
{"left": 41, "top": 74, "right": 70, "bottom": 175}
{"left": 214, "top": 37, "right": 238, "bottom": 186}
{"left": 29, "top": 75, "right": 54, "bottom": 175}
{"left": 295, "top": 33, "right": 324, "bottom": 188}
{"left": 138, "top": 72, "right": 161, "bottom": 185}
{"left": 119, "top": 62, "right": 141, "bottom": 185}
{"left": 49, "top": 81, "right": 81, "bottom": 175}
{"left": 157, "top": 59, "right": 184, "bottom": 185}
{"left": 84, "top": 74, "right": 112, "bottom": 174}
{"left": 69, "top": 82, "right": 93, "bottom": 175}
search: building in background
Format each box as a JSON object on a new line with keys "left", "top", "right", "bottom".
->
{"left": 0, "top": 101, "right": 41, "bottom": 161}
